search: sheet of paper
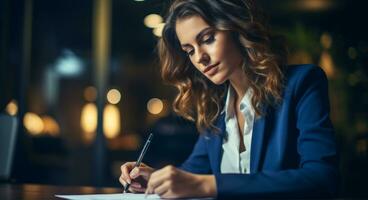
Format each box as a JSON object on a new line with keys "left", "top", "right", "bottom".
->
{"left": 55, "top": 193, "right": 214, "bottom": 200}
{"left": 55, "top": 193, "right": 161, "bottom": 200}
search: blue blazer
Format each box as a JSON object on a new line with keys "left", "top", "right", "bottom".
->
{"left": 180, "top": 65, "right": 338, "bottom": 199}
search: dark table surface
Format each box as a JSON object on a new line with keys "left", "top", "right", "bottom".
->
{"left": 0, "top": 183, "right": 122, "bottom": 200}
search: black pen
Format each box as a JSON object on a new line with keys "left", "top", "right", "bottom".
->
{"left": 124, "top": 133, "right": 154, "bottom": 193}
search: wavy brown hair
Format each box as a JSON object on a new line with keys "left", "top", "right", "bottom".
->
{"left": 158, "top": 0, "right": 287, "bottom": 132}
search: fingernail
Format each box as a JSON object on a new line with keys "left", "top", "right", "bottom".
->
{"left": 132, "top": 182, "right": 141, "bottom": 188}
{"left": 130, "top": 168, "right": 138, "bottom": 178}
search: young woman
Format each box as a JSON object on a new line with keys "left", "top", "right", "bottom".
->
{"left": 119, "top": 0, "right": 338, "bottom": 199}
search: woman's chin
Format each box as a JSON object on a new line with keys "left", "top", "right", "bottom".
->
{"left": 208, "top": 76, "right": 226, "bottom": 85}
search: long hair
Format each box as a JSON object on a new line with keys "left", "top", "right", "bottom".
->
{"left": 158, "top": 0, "right": 287, "bottom": 132}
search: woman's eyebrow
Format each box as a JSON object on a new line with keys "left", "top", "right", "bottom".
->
{"left": 181, "top": 27, "right": 213, "bottom": 48}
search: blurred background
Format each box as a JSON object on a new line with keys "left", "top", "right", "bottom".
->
{"left": 0, "top": 0, "right": 367, "bottom": 197}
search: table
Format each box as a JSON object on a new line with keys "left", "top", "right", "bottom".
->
{"left": 0, "top": 183, "right": 122, "bottom": 200}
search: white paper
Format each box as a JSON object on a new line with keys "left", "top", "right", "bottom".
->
{"left": 55, "top": 193, "right": 214, "bottom": 200}
{"left": 55, "top": 193, "right": 161, "bottom": 200}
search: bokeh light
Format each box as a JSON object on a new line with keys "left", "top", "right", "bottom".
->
{"left": 320, "top": 32, "right": 332, "bottom": 49}
{"left": 153, "top": 23, "right": 165, "bottom": 37}
{"left": 81, "top": 103, "right": 98, "bottom": 135}
{"left": 41, "top": 115, "right": 60, "bottom": 136}
{"left": 147, "top": 98, "right": 164, "bottom": 115}
{"left": 144, "top": 14, "right": 163, "bottom": 28}
{"left": 103, "top": 104, "right": 121, "bottom": 139}
{"left": 6, "top": 100, "right": 18, "bottom": 116}
{"left": 24, "top": 112, "right": 44, "bottom": 135}
{"left": 106, "top": 89, "right": 121, "bottom": 104}
{"left": 84, "top": 86, "right": 97, "bottom": 102}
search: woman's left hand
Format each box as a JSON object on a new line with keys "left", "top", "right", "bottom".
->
{"left": 145, "top": 165, "right": 216, "bottom": 199}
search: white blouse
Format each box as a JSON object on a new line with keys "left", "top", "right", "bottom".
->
{"left": 220, "top": 85, "right": 255, "bottom": 174}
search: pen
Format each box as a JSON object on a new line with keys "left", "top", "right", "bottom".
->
{"left": 124, "top": 133, "right": 154, "bottom": 193}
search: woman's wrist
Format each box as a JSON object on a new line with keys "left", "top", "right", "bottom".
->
{"left": 196, "top": 174, "right": 217, "bottom": 197}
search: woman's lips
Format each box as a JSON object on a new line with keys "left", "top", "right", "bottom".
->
{"left": 203, "top": 62, "right": 220, "bottom": 76}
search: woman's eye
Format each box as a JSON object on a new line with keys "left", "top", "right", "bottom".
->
{"left": 202, "top": 34, "right": 215, "bottom": 44}
{"left": 186, "top": 50, "right": 194, "bottom": 56}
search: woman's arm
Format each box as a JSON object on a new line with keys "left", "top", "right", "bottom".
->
{"left": 179, "top": 133, "right": 212, "bottom": 174}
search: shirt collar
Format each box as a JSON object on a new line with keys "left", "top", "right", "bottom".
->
{"left": 221, "top": 85, "right": 253, "bottom": 119}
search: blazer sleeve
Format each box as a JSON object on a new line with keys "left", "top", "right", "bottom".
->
{"left": 215, "top": 67, "right": 339, "bottom": 199}
{"left": 179, "top": 134, "right": 212, "bottom": 174}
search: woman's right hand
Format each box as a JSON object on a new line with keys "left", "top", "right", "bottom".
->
{"left": 119, "top": 162, "right": 155, "bottom": 193}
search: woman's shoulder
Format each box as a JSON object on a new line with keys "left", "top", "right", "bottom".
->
{"left": 282, "top": 64, "right": 329, "bottom": 100}
{"left": 285, "top": 64, "right": 326, "bottom": 79}
{"left": 284, "top": 64, "right": 328, "bottom": 88}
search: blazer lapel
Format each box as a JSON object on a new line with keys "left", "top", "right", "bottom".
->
{"left": 208, "top": 113, "right": 226, "bottom": 174}
{"left": 250, "top": 105, "right": 268, "bottom": 173}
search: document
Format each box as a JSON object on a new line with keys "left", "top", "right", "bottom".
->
{"left": 55, "top": 193, "right": 160, "bottom": 200}
{"left": 55, "top": 193, "right": 214, "bottom": 200}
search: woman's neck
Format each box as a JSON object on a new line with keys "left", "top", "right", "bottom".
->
{"left": 229, "top": 68, "right": 249, "bottom": 102}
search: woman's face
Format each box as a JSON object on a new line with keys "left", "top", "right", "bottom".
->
{"left": 175, "top": 15, "right": 244, "bottom": 85}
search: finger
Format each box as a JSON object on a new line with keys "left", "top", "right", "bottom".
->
{"left": 146, "top": 173, "right": 167, "bottom": 195}
{"left": 152, "top": 165, "right": 176, "bottom": 180}
{"left": 129, "top": 167, "right": 139, "bottom": 179}
{"left": 129, "top": 186, "right": 146, "bottom": 193}
{"left": 128, "top": 186, "right": 144, "bottom": 193}
{"left": 119, "top": 176, "right": 127, "bottom": 187}
{"left": 148, "top": 166, "right": 175, "bottom": 189}
{"left": 145, "top": 179, "right": 154, "bottom": 195}
{"left": 121, "top": 163, "right": 135, "bottom": 184}
{"left": 120, "top": 177, "right": 142, "bottom": 190}
{"left": 120, "top": 162, "right": 136, "bottom": 173}
{"left": 153, "top": 180, "right": 171, "bottom": 196}
{"left": 130, "top": 166, "right": 153, "bottom": 179}
{"left": 121, "top": 179, "right": 144, "bottom": 193}
{"left": 131, "top": 182, "right": 142, "bottom": 188}
{"left": 161, "top": 190, "right": 177, "bottom": 199}
{"left": 147, "top": 172, "right": 165, "bottom": 192}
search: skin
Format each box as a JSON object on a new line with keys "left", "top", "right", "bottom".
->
{"left": 120, "top": 15, "right": 250, "bottom": 198}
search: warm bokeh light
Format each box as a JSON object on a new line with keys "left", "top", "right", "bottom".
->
{"left": 294, "top": 0, "right": 334, "bottom": 11}
{"left": 81, "top": 103, "right": 98, "bottom": 142}
{"left": 319, "top": 51, "right": 335, "bottom": 78}
{"left": 153, "top": 23, "right": 165, "bottom": 37}
{"left": 147, "top": 98, "right": 164, "bottom": 115}
{"left": 84, "top": 86, "right": 97, "bottom": 102}
{"left": 41, "top": 116, "right": 60, "bottom": 136}
{"left": 103, "top": 104, "right": 121, "bottom": 139}
{"left": 5, "top": 100, "right": 18, "bottom": 116}
{"left": 106, "top": 89, "right": 121, "bottom": 104}
{"left": 144, "top": 14, "right": 163, "bottom": 28}
{"left": 24, "top": 112, "right": 44, "bottom": 135}
{"left": 320, "top": 32, "right": 332, "bottom": 49}
{"left": 319, "top": 33, "right": 335, "bottom": 78}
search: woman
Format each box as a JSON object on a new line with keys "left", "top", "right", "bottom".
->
{"left": 119, "top": 0, "right": 338, "bottom": 199}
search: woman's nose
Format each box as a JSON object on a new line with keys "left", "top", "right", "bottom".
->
{"left": 196, "top": 51, "right": 210, "bottom": 66}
